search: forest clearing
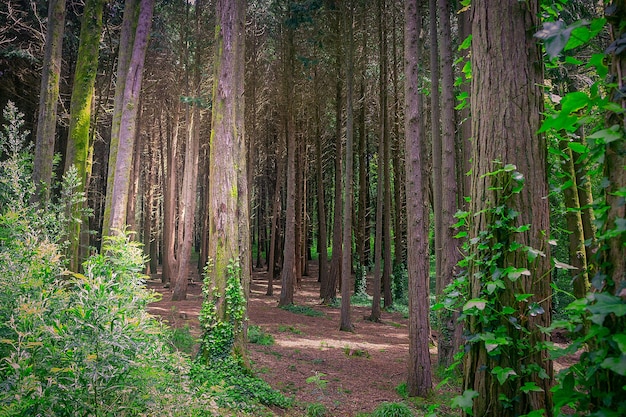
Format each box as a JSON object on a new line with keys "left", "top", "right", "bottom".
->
{"left": 1, "top": 0, "right": 625, "bottom": 416}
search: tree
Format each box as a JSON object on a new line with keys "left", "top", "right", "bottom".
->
{"left": 202, "top": 0, "right": 249, "bottom": 360}
{"left": 64, "top": 0, "right": 106, "bottom": 271}
{"left": 463, "top": 1, "right": 552, "bottom": 415}
{"left": 339, "top": 0, "right": 354, "bottom": 332}
{"left": 32, "top": 0, "right": 66, "bottom": 202}
{"left": 404, "top": 0, "right": 432, "bottom": 398}
{"left": 105, "top": 0, "right": 155, "bottom": 236}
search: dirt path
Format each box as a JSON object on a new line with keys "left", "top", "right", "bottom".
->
{"left": 147, "top": 262, "right": 423, "bottom": 416}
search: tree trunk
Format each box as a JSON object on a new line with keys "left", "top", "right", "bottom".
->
{"left": 204, "top": 0, "right": 248, "bottom": 362}
{"left": 32, "top": 0, "right": 66, "bottom": 202}
{"left": 162, "top": 100, "right": 181, "bottom": 284}
{"left": 404, "top": 0, "right": 433, "bottom": 398}
{"left": 102, "top": 0, "right": 138, "bottom": 238}
{"left": 106, "top": 0, "right": 155, "bottom": 235}
{"left": 436, "top": 0, "right": 462, "bottom": 369}
{"left": 340, "top": 1, "right": 355, "bottom": 332}
{"left": 464, "top": 2, "right": 552, "bottom": 415}
{"left": 266, "top": 134, "right": 283, "bottom": 296}
{"left": 316, "top": 78, "right": 329, "bottom": 295}
{"left": 64, "top": 0, "right": 105, "bottom": 271}
{"left": 278, "top": 20, "right": 297, "bottom": 307}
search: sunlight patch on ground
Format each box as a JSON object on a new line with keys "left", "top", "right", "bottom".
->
{"left": 275, "top": 337, "right": 404, "bottom": 351}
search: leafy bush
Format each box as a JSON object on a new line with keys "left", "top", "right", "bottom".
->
{"left": 168, "top": 324, "right": 198, "bottom": 355}
{"left": 247, "top": 324, "right": 275, "bottom": 345}
{"left": 190, "top": 356, "right": 292, "bottom": 412}
{"left": 0, "top": 102, "right": 215, "bottom": 416}
{"left": 372, "top": 401, "right": 414, "bottom": 417}
{"left": 280, "top": 304, "right": 325, "bottom": 317}
{"left": 306, "top": 402, "right": 328, "bottom": 417}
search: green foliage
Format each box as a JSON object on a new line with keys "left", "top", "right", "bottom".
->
{"left": 372, "top": 401, "right": 414, "bottom": 417}
{"left": 354, "top": 262, "right": 368, "bottom": 296}
{"left": 199, "top": 258, "right": 247, "bottom": 360}
{"left": 436, "top": 164, "right": 550, "bottom": 413}
{"left": 278, "top": 324, "right": 302, "bottom": 334}
{"left": 392, "top": 264, "right": 408, "bottom": 305}
{"left": 306, "top": 402, "right": 328, "bottom": 417}
{"left": 247, "top": 325, "right": 275, "bottom": 345}
{"left": 395, "top": 382, "right": 409, "bottom": 399}
{"left": 190, "top": 356, "right": 292, "bottom": 412}
{"left": 280, "top": 304, "right": 325, "bottom": 317}
{"left": 168, "top": 324, "right": 197, "bottom": 355}
{"left": 305, "top": 372, "right": 328, "bottom": 393}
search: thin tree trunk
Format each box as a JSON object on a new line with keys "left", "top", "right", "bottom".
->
{"left": 340, "top": 1, "right": 355, "bottom": 332}
{"left": 33, "top": 0, "right": 66, "bottom": 202}
{"left": 106, "top": 0, "right": 155, "bottom": 235}
{"left": 405, "top": 0, "right": 433, "bottom": 397}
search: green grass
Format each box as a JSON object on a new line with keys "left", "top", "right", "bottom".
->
{"left": 278, "top": 324, "right": 303, "bottom": 334}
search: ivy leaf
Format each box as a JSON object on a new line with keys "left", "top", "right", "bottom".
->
{"left": 554, "top": 258, "right": 578, "bottom": 270}
{"left": 492, "top": 366, "right": 517, "bottom": 385}
{"left": 520, "top": 381, "right": 544, "bottom": 393}
{"left": 588, "top": 126, "right": 623, "bottom": 144}
{"left": 560, "top": 92, "right": 589, "bottom": 114}
{"left": 535, "top": 20, "right": 588, "bottom": 59}
{"left": 613, "top": 334, "right": 626, "bottom": 354}
{"left": 600, "top": 355, "right": 626, "bottom": 376}
{"left": 515, "top": 293, "right": 534, "bottom": 302}
{"left": 463, "top": 299, "right": 487, "bottom": 311}
{"left": 588, "top": 293, "right": 626, "bottom": 317}
{"left": 451, "top": 389, "right": 478, "bottom": 413}
{"left": 567, "top": 141, "right": 588, "bottom": 154}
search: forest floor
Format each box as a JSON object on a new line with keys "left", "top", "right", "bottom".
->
{"left": 147, "top": 261, "right": 441, "bottom": 416}
{"left": 147, "top": 261, "right": 572, "bottom": 416}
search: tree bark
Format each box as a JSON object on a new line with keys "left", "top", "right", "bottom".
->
{"left": 64, "top": 0, "right": 105, "bottom": 271}
{"left": 404, "top": 0, "right": 433, "bottom": 398}
{"left": 32, "top": 0, "right": 66, "bottom": 202}
{"left": 340, "top": 1, "right": 355, "bottom": 332}
{"left": 205, "top": 0, "right": 248, "bottom": 361}
{"left": 464, "top": 1, "right": 552, "bottom": 415}
{"left": 106, "top": 0, "right": 155, "bottom": 235}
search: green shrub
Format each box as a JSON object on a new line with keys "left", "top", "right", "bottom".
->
{"left": 372, "top": 401, "right": 414, "bottom": 417}
{"left": 248, "top": 325, "right": 275, "bottom": 345}
{"left": 191, "top": 356, "right": 292, "bottom": 412}
{"left": 280, "top": 304, "right": 325, "bottom": 317}
{"left": 306, "top": 402, "right": 328, "bottom": 417}
{"left": 169, "top": 324, "right": 198, "bottom": 354}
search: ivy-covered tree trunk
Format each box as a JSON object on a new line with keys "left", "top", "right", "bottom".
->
{"left": 202, "top": 0, "right": 249, "bottom": 361}
{"left": 64, "top": 0, "right": 105, "bottom": 271}
{"left": 32, "top": 0, "right": 66, "bottom": 202}
{"left": 105, "top": 0, "right": 155, "bottom": 236}
{"left": 404, "top": 0, "right": 432, "bottom": 398}
{"left": 464, "top": 1, "right": 553, "bottom": 415}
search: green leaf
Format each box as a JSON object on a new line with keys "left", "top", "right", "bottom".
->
{"left": 600, "top": 355, "right": 626, "bottom": 376}
{"left": 515, "top": 293, "right": 534, "bottom": 302}
{"left": 463, "top": 299, "right": 487, "bottom": 311}
{"left": 588, "top": 126, "right": 623, "bottom": 144}
{"left": 458, "top": 34, "right": 472, "bottom": 51}
{"left": 492, "top": 366, "right": 517, "bottom": 385}
{"left": 560, "top": 92, "right": 589, "bottom": 113}
{"left": 554, "top": 258, "right": 577, "bottom": 270}
{"left": 528, "top": 303, "right": 545, "bottom": 317}
{"left": 587, "top": 53, "right": 608, "bottom": 78}
{"left": 520, "top": 381, "right": 544, "bottom": 393}
{"left": 451, "top": 389, "right": 478, "bottom": 413}
{"left": 567, "top": 141, "right": 588, "bottom": 154}
{"left": 588, "top": 293, "right": 626, "bottom": 317}
{"left": 613, "top": 334, "right": 626, "bottom": 354}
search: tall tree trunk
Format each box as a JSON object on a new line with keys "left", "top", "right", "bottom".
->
{"left": 172, "top": 0, "right": 203, "bottom": 301}
{"left": 162, "top": 101, "right": 181, "bottom": 284}
{"left": 106, "top": 0, "right": 155, "bottom": 235}
{"left": 32, "top": 0, "right": 66, "bottom": 202}
{"left": 203, "top": 0, "right": 248, "bottom": 362}
{"left": 437, "top": 0, "right": 462, "bottom": 369}
{"left": 266, "top": 134, "right": 284, "bottom": 296}
{"left": 340, "top": 1, "right": 355, "bottom": 332}
{"left": 278, "top": 19, "right": 297, "bottom": 307}
{"left": 404, "top": 0, "right": 433, "bottom": 397}
{"left": 316, "top": 78, "right": 329, "bottom": 295}
{"left": 324, "top": 37, "right": 343, "bottom": 304}
{"left": 464, "top": 1, "right": 552, "bottom": 415}
{"left": 64, "top": 0, "right": 105, "bottom": 271}
{"left": 102, "top": 0, "right": 139, "bottom": 237}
